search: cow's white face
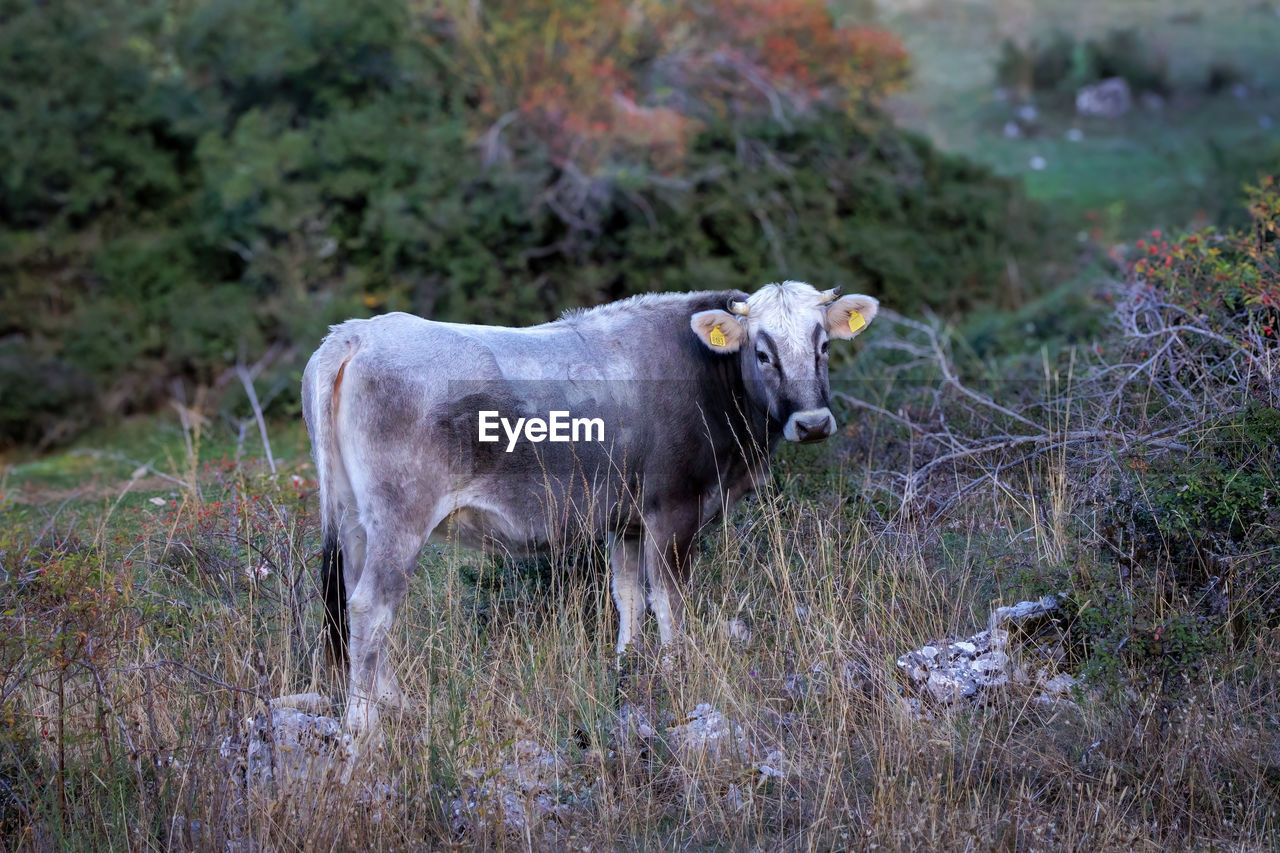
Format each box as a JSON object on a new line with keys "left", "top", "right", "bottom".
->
{"left": 690, "top": 281, "right": 878, "bottom": 442}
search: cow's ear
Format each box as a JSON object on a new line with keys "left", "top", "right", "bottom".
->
{"left": 691, "top": 310, "right": 746, "bottom": 353}
{"left": 825, "top": 294, "right": 879, "bottom": 340}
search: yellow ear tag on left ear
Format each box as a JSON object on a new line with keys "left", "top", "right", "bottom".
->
{"left": 709, "top": 325, "right": 728, "bottom": 347}
{"left": 848, "top": 311, "right": 866, "bottom": 334}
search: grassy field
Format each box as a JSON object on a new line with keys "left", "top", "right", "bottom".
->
{"left": 880, "top": 0, "right": 1280, "bottom": 239}
{"left": 2, "top": 279, "right": 1277, "bottom": 848}
{"left": 1, "top": 1, "right": 1278, "bottom": 849}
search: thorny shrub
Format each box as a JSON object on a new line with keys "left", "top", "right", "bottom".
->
{"left": 839, "top": 177, "right": 1279, "bottom": 700}
{"left": 0, "top": 533, "right": 143, "bottom": 840}
{"left": 0, "top": 457, "right": 323, "bottom": 846}
{"left": 1097, "top": 177, "right": 1280, "bottom": 678}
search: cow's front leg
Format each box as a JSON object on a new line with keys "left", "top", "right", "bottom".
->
{"left": 344, "top": 541, "right": 415, "bottom": 736}
{"left": 610, "top": 534, "right": 646, "bottom": 656}
{"left": 642, "top": 507, "right": 699, "bottom": 647}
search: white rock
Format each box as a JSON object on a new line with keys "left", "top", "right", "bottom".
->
{"left": 668, "top": 704, "right": 753, "bottom": 765}
{"left": 619, "top": 703, "right": 657, "bottom": 739}
{"left": 973, "top": 671, "right": 1009, "bottom": 688}
{"left": 1076, "top": 77, "right": 1131, "bottom": 118}
{"left": 221, "top": 705, "right": 349, "bottom": 789}
{"left": 757, "top": 750, "right": 787, "bottom": 778}
{"left": 972, "top": 651, "right": 1008, "bottom": 673}
{"left": 926, "top": 670, "right": 976, "bottom": 703}
{"left": 992, "top": 595, "right": 1059, "bottom": 628}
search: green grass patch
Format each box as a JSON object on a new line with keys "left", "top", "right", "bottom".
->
{"left": 882, "top": 0, "right": 1280, "bottom": 238}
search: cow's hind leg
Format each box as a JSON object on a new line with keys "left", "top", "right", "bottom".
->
{"left": 339, "top": 511, "right": 369, "bottom": 593}
{"left": 344, "top": 527, "right": 423, "bottom": 735}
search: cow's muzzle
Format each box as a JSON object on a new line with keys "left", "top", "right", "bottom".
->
{"left": 783, "top": 408, "right": 837, "bottom": 443}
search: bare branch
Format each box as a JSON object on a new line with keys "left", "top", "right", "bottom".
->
{"left": 236, "top": 364, "right": 277, "bottom": 475}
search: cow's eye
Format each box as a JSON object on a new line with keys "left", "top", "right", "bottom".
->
{"left": 756, "top": 350, "right": 771, "bottom": 366}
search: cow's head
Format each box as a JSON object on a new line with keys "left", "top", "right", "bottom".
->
{"left": 691, "top": 281, "right": 878, "bottom": 442}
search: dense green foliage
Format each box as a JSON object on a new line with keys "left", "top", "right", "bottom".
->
{"left": 0, "top": 0, "right": 1053, "bottom": 448}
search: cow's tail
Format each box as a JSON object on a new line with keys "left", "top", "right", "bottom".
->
{"left": 320, "top": 528, "right": 348, "bottom": 671}
{"left": 304, "top": 337, "right": 355, "bottom": 673}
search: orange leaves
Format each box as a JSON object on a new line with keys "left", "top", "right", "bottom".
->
{"left": 426, "top": 0, "right": 908, "bottom": 176}
{"left": 701, "top": 0, "right": 908, "bottom": 101}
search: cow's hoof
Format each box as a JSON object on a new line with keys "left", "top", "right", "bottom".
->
{"left": 344, "top": 694, "right": 381, "bottom": 735}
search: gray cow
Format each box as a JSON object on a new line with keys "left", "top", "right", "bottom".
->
{"left": 302, "top": 281, "right": 878, "bottom": 733}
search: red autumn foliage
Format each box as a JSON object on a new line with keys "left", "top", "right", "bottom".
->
{"left": 423, "top": 0, "right": 909, "bottom": 173}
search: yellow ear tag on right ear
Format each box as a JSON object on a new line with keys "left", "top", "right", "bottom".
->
{"left": 848, "top": 311, "right": 866, "bottom": 334}
{"left": 709, "top": 325, "right": 728, "bottom": 347}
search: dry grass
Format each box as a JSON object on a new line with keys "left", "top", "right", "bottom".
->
{"left": 1, "top": 281, "right": 1278, "bottom": 850}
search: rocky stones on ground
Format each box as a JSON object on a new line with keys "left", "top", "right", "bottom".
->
{"left": 617, "top": 700, "right": 662, "bottom": 740}
{"left": 220, "top": 695, "right": 351, "bottom": 789}
{"left": 666, "top": 703, "right": 756, "bottom": 771}
{"left": 896, "top": 595, "right": 1076, "bottom": 711}
{"left": 620, "top": 701, "right": 792, "bottom": 785}
{"left": 215, "top": 693, "right": 396, "bottom": 847}
{"left": 450, "top": 739, "right": 582, "bottom": 836}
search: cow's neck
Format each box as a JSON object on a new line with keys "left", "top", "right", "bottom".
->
{"left": 704, "top": 344, "right": 781, "bottom": 467}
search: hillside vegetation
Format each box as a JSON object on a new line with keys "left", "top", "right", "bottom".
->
{"left": 0, "top": 0, "right": 1052, "bottom": 450}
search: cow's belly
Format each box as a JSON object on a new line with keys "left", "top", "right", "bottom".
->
{"left": 428, "top": 506, "right": 551, "bottom": 553}
{"left": 426, "top": 483, "right": 633, "bottom": 553}
{"left": 424, "top": 458, "right": 759, "bottom": 554}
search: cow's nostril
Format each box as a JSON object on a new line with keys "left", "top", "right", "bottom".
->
{"left": 795, "top": 416, "right": 831, "bottom": 441}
